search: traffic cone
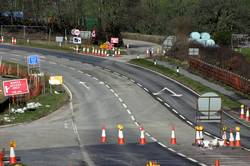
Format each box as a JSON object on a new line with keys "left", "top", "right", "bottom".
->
{"left": 9, "top": 146, "right": 16, "bottom": 164}
{"left": 235, "top": 126, "right": 241, "bottom": 147}
{"left": 170, "top": 127, "right": 177, "bottom": 145}
{"left": 199, "top": 126, "right": 204, "bottom": 145}
{"left": 215, "top": 159, "right": 220, "bottom": 166}
{"left": 246, "top": 109, "right": 250, "bottom": 121}
{"left": 240, "top": 104, "right": 245, "bottom": 119}
{"left": 222, "top": 127, "right": 227, "bottom": 146}
{"left": 118, "top": 128, "right": 125, "bottom": 145}
{"left": 0, "top": 150, "right": 4, "bottom": 166}
{"left": 139, "top": 127, "right": 146, "bottom": 145}
{"left": 229, "top": 129, "right": 235, "bottom": 147}
{"left": 195, "top": 126, "right": 200, "bottom": 145}
{"left": 101, "top": 127, "right": 107, "bottom": 143}
{"left": 0, "top": 36, "right": 3, "bottom": 43}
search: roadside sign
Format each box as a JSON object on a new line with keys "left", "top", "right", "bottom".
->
{"left": 27, "top": 55, "right": 39, "bottom": 65}
{"left": 55, "top": 36, "right": 63, "bottom": 43}
{"left": 111, "top": 37, "right": 119, "bottom": 44}
{"left": 49, "top": 76, "right": 63, "bottom": 85}
{"left": 74, "top": 29, "right": 80, "bottom": 36}
{"left": 3, "top": 79, "right": 29, "bottom": 96}
{"left": 73, "top": 37, "right": 81, "bottom": 44}
{"left": 91, "top": 29, "right": 96, "bottom": 38}
{"left": 71, "top": 29, "right": 76, "bottom": 35}
{"left": 80, "top": 31, "right": 91, "bottom": 39}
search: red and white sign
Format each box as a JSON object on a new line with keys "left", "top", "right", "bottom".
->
{"left": 74, "top": 29, "right": 80, "bottom": 36}
{"left": 111, "top": 37, "right": 119, "bottom": 44}
{"left": 3, "top": 79, "right": 29, "bottom": 96}
{"left": 91, "top": 30, "right": 96, "bottom": 38}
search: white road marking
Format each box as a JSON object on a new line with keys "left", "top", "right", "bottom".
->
{"left": 92, "top": 77, "right": 98, "bottom": 81}
{"left": 110, "top": 89, "right": 115, "bottom": 93}
{"left": 105, "top": 84, "right": 110, "bottom": 88}
{"left": 167, "top": 148, "right": 176, "bottom": 152}
{"left": 85, "top": 73, "right": 91, "bottom": 77}
{"left": 122, "top": 103, "right": 127, "bottom": 108}
{"left": 131, "top": 116, "right": 135, "bottom": 121}
{"left": 186, "top": 121, "right": 193, "bottom": 126}
{"left": 179, "top": 115, "right": 186, "bottom": 120}
{"left": 99, "top": 81, "right": 104, "bottom": 84}
{"left": 151, "top": 137, "right": 157, "bottom": 142}
{"left": 157, "top": 142, "right": 167, "bottom": 148}
{"left": 104, "top": 68, "right": 111, "bottom": 72}
{"left": 79, "top": 81, "right": 90, "bottom": 90}
{"left": 126, "top": 109, "right": 132, "bottom": 115}
{"left": 78, "top": 70, "right": 84, "bottom": 73}
{"left": 69, "top": 67, "right": 75, "bottom": 70}
{"left": 145, "top": 132, "right": 150, "bottom": 137}
{"left": 177, "top": 153, "right": 186, "bottom": 157}
{"left": 130, "top": 79, "right": 135, "bottom": 83}
{"left": 114, "top": 93, "right": 119, "bottom": 97}
{"left": 144, "top": 88, "right": 149, "bottom": 92}
{"left": 153, "top": 87, "right": 182, "bottom": 97}
{"left": 187, "top": 158, "right": 198, "bottom": 163}
{"left": 134, "top": 122, "right": 139, "bottom": 126}
{"left": 118, "top": 98, "right": 123, "bottom": 102}
{"left": 122, "top": 75, "right": 128, "bottom": 79}
{"left": 49, "top": 62, "right": 57, "bottom": 65}
{"left": 137, "top": 83, "right": 142, "bottom": 87}
{"left": 114, "top": 72, "right": 120, "bottom": 75}
{"left": 172, "top": 109, "right": 178, "bottom": 114}
{"left": 156, "top": 97, "right": 163, "bottom": 102}
{"left": 164, "top": 102, "right": 170, "bottom": 107}
{"left": 204, "top": 132, "right": 212, "bottom": 136}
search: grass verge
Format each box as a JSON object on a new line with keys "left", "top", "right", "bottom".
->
{"left": 129, "top": 59, "right": 240, "bottom": 109}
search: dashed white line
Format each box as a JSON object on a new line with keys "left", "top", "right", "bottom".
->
{"left": 157, "top": 142, "right": 167, "bottom": 148}
{"left": 187, "top": 158, "right": 198, "bottom": 163}
{"left": 78, "top": 70, "right": 84, "bottom": 73}
{"left": 145, "top": 132, "right": 150, "bottom": 137}
{"left": 199, "top": 163, "right": 208, "bottom": 166}
{"left": 85, "top": 73, "right": 91, "bottom": 77}
{"left": 110, "top": 89, "right": 115, "bottom": 93}
{"left": 164, "top": 102, "right": 170, "bottom": 107}
{"left": 93, "top": 77, "right": 98, "bottom": 81}
{"left": 177, "top": 153, "right": 186, "bottom": 157}
{"left": 204, "top": 132, "right": 212, "bottom": 136}
{"left": 126, "top": 109, "right": 132, "bottom": 115}
{"left": 122, "top": 103, "right": 127, "bottom": 108}
{"left": 186, "top": 120, "right": 193, "bottom": 126}
{"left": 49, "top": 62, "right": 57, "bottom": 65}
{"left": 114, "top": 93, "right": 119, "bottom": 97}
{"left": 131, "top": 116, "right": 135, "bottom": 121}
{"left": 99, "top": 81, "right": 104, "bottom": 84}
{"left": 69, "top": 67, "right": 75, "bottom": 70}
{"left": 179, "top": 115, "right": 186, "bottom": 120}
{"left": 156, "top": 97, "right": 163, "bottom": 102}
{"left": 118, "top": 98, "right": 123, "bottom": 102}
{"left": 130, "top": 79, "right": 135, "bottom": 83}
{"left": 105, "top": 85, "right": 110, "bottom": 88}
{"left": 137, "top": 83, "right": 142, "bottom": 87}
{"left": 114, "top": 72, "right": 120, "bottom": 75}
{"left": 134, "top": 122, "right": 139, "bottom": 126}
{"left": 151, "top": 137, "right": 157, "bottom": 142}
{"left": 104, "top": 68, "right": 111, "bottom": 72}
{"left": 144, "top": 88, "right": 149, "bottom": 92}
{"left": 172, "top": 109, "right": 178, "bottom": 114}
{"left": 122, "top": 75, "right": 128, "bottom": 79}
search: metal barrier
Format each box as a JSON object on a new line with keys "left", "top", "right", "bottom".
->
{"left": 189, "top": 58, "right": 250, "bottom": 94}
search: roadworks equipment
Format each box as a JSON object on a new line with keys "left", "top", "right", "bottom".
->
{"left": 214, "top": 159, "right": 220, "bottom": 166}
{"left": 170, "top": 127, "right": 177, "bottom": 145}
{"left": 9, "top": 146, "right": 16, "bottom": 164}
{"left": 139, "top": 127, "right": 146, "bottom": 145}
{"left": 11, "top": 37, "right": 16, "bottom": 45}
{"left": 246, "top": 109, "right": 250, "bottom": 121}
{"left": 195, "top": 126, "right": 201, "bottom": 145}
{"left": 229, "top": 129, "right": 235, "bottom": 147}
{"left": 0, "top": 36, "right": 3, "bottom": 43}
{"left": 101, "top": 127, "right": 107, "bottom": 143}
{"left": 117, "top": 124, "right": 125, "bottom": 145}
{"left": 240, "top": 104, "right": 245, "bottom": 119}
{"left": 0, "top": 150, "right": 4, "bottom": 166}
{"left": 235, "top": 126, "right": 241, "bottom": 147}
{"left": 222, "top": 127, "right": 227, "bottom": 146}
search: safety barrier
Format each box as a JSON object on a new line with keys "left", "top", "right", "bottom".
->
{"left": 189, "top": 58, "right": 250, "bottom": 94}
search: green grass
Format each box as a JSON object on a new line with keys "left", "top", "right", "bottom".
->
{"left": 0, "top": 90, "right": 69, "bottom": 125}
{"left": 241, "top": 48, "right": 250, "bottom": 60}
{"left": 129, "top": 59, "right": 240, "bottom": 109}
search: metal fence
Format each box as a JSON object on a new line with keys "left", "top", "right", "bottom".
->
{"left": 189, "top": 58, "right": 250, "bottom": 94}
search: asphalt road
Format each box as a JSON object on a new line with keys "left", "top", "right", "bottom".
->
{"left": 0, "top": 44, "right": 250, "bottom": 165}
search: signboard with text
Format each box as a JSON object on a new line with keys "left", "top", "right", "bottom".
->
{"left": 27, "top": 55, "right": 39, "bottom": 65}
{"left": 111, "top": 37, "right": 119, "bottom": 44}
{"left": 49, "top": 76, "right": 63, "bottom": 85}
{"left": 3, "top": 79, "right": 29, "bottom": 96}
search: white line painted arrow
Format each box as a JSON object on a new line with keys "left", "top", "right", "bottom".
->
{"left": 153, "top": 87, "right": 182, "bottom": 97}
{"left": 79, "top": 81, "right": 90, "bottom": 90}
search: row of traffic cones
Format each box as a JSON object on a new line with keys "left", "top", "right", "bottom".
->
{"left": 101, "top": 125, "right": 177, "bottom": 145}
{"left": 226, "top": 126, "right": 241, "bottom": 147}
{"left": 239, "top": 104, "right": 250, "bottom": 121}
{"left": 194, "top": 125, "right": 204, "bottom": 145}
{"left": 0, "top": 36, "right": 16, "bottom": 44}
{"left": 81, "top": 47, "right": 121, "bottom": 57}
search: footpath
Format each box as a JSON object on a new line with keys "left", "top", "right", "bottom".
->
{"left": 122, "top": 39, "right": 250, "bottom": 128}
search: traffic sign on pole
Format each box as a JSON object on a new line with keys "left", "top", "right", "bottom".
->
{"left": 27, "top": 55, "right": 39, "bottom": 65}
{"left": 3, "top": 79, "right": 29, "bottom": 96}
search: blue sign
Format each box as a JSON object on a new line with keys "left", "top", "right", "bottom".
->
{"left": 27, "top": 55, "right": 39, "bottom": 65}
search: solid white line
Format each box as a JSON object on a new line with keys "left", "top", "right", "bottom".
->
{"left": 137, "top": 83, "right": 142, "bottom": 87}
{"left": 156, "top": 97, "right": 163, "bottom": 102}
{"left": 199, "top": 163, "right": 208, "bottom": 166}
{"left": 204, "top": 132, "right": 212, "bottom": 136}
{"left": 179, "top": 115, "right": 186, "bottom": 120}
{"left": 157, "top": 142, "right": 167, "bottom": 148}
{"left": 126, "top": 109, "right": 132, "bottom": 115}
{"left": 144, "top": 88, "right": 149, "bottom": 92}
{"left": 172, "top": 109, "right": 178, "bottom": 114}
{"left": 187, "top": 158, "right": 198, "bottom": 163}
{"left": 177, "top": 153, "right": 186, "bottom": 157}
{"left": 118, "top": 98, "right": 123, "bottom": 102}
{"left": 145, "top": 132, "right": 150, "bottom": 137}
{"left": 122, "top": 103, "right": 127, "bottom": 108}
{"left": 151, "top": 137, "right": 157, "bottom": 142}
{"left": 131, "top": 116, "right": 135, "bottom": 121}
{"left": 164, "top": 102, "right": 170, "bottom": 107}
{"left": 186, "top": 121, "right": 193, "bottom": 126}
{"left": 167, "top": 148, "right": 176, "bottom": 152}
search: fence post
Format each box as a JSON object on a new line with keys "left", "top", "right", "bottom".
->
{"left": 49, "top": 28, "right": 51, "bottom": 42}
{"left": 23, "top": 25, "right": 26, "bottom": 39}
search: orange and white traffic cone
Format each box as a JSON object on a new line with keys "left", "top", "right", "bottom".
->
{"left": 0, "top": 150, "right": 4, "bottom": 166}
{"left": 222, "top": 127, "right": 227, "bottom": 146}
{"left": 0, "top": 36, "right": 3, "bottom": 43}
{"left": 229, "top": 129, "right": 235, "bottom": 147}
{"left": 240, "top": 104, "right": 245, "bottom": 119}
{"left": 199, "top": 126, "right": 204, "bottom": 145}
{"left": 118, "top": 129, "right": 125, "bottom": 145}
{"left": 170, "top": 127, "right": 177, "bottom": 145}
{"left": 215, "top": 159, "right": 220, "bottom": 166}
{"left": 246, "top": 109, "right": 250, "bottom": 122}
{"left": 101, "top": 127, "right": 107, "bottom": 143}
{"left": 139, "top": 127, "right": 146, "bottom": 145}
{"left": 195, "top": 126, "right": 200, "bottom": 145}
{"left": 235, "top": 126, "right": 241, "bottom": 147}
{"left": 9, "top": 146, "right": 16, "bottom": 164}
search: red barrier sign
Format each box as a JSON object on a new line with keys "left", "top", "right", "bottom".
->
{"left": 3, "top": 79, "right": 29, "bottom": 96}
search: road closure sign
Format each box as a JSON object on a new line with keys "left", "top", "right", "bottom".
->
{"left": 49, "top": 76, "right": 63, "bottom": 85}
{"left": 3, "top": 79, "right": 29, "bottom": 96}
{"left": 111, "top": 37, "right": 119, "bottom": 44}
